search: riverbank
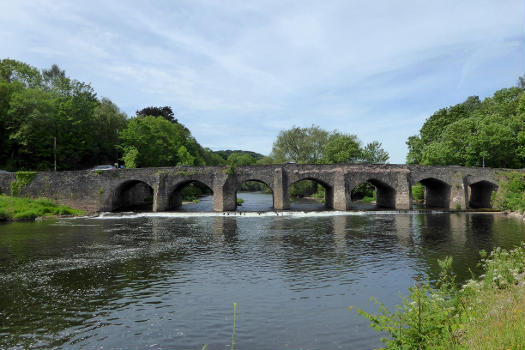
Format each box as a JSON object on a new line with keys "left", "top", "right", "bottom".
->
{"left": 0, "top": 195, "right": 83, "bottom": 221}
{"left": 356, "top": 245, "right": 525, "bottom": 350}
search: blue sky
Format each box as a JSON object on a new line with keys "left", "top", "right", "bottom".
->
{"left": 1, "top": 0, "right": 523, "bottom": 163}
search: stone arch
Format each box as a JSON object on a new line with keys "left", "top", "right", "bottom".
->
{"left": 468, "top": 180, "right": 498, "bottom": 208}
{"left": 416, "top": 177, "right": 451, "bottom": 208}
{"left": 235, "top": 178, "right": 274, "bottom": 211}
{"left": 289, "top": 176, "right": 333, "bottom": 209}
{"left": 168, "top": 180, "right": 213, "bottom": 210}
{"left": 236, "top": 177, "right": 273, "bottom": 192}
{"left": 350, "top": 178, "right": 396, "bottom": 209}
{"left": 111, "top": 179, "right": 154, "bottom": 211}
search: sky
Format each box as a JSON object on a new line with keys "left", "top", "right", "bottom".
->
{"left": 1, "top": 0, "right": 523, "bottom": 163}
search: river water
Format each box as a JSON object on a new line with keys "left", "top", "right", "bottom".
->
{"left": 0, "top": 193, "right": 523, "bottom": 349}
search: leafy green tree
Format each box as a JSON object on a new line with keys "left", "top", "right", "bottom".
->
{"left": 118, "top": 116, "right": 199, "bottom": 167}
{"left": 92, "top": 98, "right": 127, "bottom": 164}
{"left": 176, "top": 145, "right": 195, "bottom": 166}
{"left": 136, "top": 106, "right": 178, "bottom": 124}
{"left": 0, "top": 80, "right": 25, "bottom": 167}
{"left": 360, "top": 141, "right": 389, "bottom": 164}
{"left": 54, "top": 80, "right": 99, "bottom": 169}
{"left": 0, "top": 59, "right": 42, "bottom": 88}
{"left": 322, "top": 132, "right": 361, "bottom": 164}
{"left": 406, "top": 84, "right": 524, "bottom": 168}
{"left": 122, "top": 146, "right": 139, "bottom": 168}
{"left": 227, "top": 153, "right": 255, "bottom": 166}
{"left": 42, "top": 64, "right": 68, "bottom": 92}
{"left": 271, "top": 125, "right": 330, "bottom": 163}
{"left": 256, "top": 156, "right": 275, "bottom": 165}
{"left": 200, "top": 148, "right": 226, "bottom": 166}
{"left": 6, "top": 88, "right": 56, "bottom": 170}
{"left": 215, "top": 150, "right": 265, "bottom": 162}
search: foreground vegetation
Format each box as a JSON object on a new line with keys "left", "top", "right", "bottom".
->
{"left": 353, "top": 245, "right": 525, "bottom": 350}
{"left": 0, "top": 195, "right": 82, "bottom": 220}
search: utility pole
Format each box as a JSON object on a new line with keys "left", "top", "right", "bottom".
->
{"left": 54, "top": 136, "right": 57, "bottom": 172}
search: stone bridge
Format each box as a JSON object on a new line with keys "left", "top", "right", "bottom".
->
{"left": 0, "top": 164, "right": 518, "bottom": 212}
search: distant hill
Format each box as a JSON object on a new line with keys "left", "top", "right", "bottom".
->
{"left": 214, "top": 150, "right": 266, "bottom": 162}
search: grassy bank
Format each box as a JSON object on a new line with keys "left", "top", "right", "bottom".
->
{"left": 353, "top": 245, "right": 525, "bottom": 350}
{"left": 0, "top": 195, "right": 83, "bottom": 221}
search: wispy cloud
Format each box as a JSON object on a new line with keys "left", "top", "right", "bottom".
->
{"left": 0, "top": 0, "right": 523, "bottom": 162}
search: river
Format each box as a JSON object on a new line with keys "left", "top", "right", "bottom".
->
{"left": 0, "top": 192, "right": 523, "bottom": 349}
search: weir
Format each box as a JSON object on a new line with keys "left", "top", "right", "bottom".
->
{"left": 0, "top": 164, "right": 515, "bottom": 212}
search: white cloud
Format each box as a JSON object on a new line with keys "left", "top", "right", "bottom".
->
{"left": 0, "top": 0, "right": 523, "bottom": 162}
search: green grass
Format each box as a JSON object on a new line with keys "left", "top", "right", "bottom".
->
{"left": 0, "top": 195, "right": 83, "bottom": 221}
{"left": 353, "top": 245, "right": 525, "bottom": 350}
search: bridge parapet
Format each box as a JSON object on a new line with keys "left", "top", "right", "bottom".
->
{"left": 0, "top": 164, "right": 520, "bottom": 212}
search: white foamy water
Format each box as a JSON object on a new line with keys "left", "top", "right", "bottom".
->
{"left": 91, "top": 209, "right": 449, "bottom": 220}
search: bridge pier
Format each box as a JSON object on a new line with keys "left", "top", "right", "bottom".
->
{"left": 153, "top": 172, "right": 169, "bottom": 212}
{"left": 332, "top": 170, "right": 349, "bottom": 210}
{"left": 394, "top": 173, "right": 411, "bottom": 210}
{"left": 450, "top": 182, "right": 467, "bottom": 209}
{"left": 213, "top": 174, "right": 237, "bottom": 212}
{"left": 272, "top": 168, "right": 290, "bottom": 210}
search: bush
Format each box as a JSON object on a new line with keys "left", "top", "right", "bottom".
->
{"left": 353, "top": 245, "right": 525, "bottom": 350}
{"left": 491, "top": 172, "right": 525, "bottom": 213}
{"left": 10, "top": 171, "right": 36, "bottom": 196}
{"left": 412, "top": 184, "right": 424, "bottom": 201}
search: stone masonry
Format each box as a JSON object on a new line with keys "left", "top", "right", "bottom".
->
{"left": 0, "top": 164, "right": 519, "bottom": 212}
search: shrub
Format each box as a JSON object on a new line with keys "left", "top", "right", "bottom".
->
{"left": 10, "top": 171, "right": 36, "bottom": 196}
{"left": 412, "top": 184, "right": 424, "bottom": 201}
{"left": 491, "top": 172, "right": 525, "bottom": 213}
{"left": 353, "top": 246, "right": 525, "bottom": 350}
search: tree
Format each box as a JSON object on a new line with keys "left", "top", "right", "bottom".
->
{"left": 176, "top": 145, "right": 196, "bottom": 166}
{"left": 271, "top": 125, "right": 330, "bottom": 163}
{"left": 42, "top": 64, "right": 69, "bottom": 93}
{"left": 118, "top": 116, "right": 199, "bottom": 167}
{"left": 0, "top": 59, "right": 42, "bottom": 88}
{"left": 406, "top": 83, "right": 524, "bottom": 169}
{"left": 322, "top": 132, "right": 361, "bottom": 164}
{"left": 227, "top": 153, "right": 255, "bottom": 166}
{"left": 92, "top": 98, "right": 128, "bottom": 164}
{"left": 517, "top": 74, "right": 525, "bottom": 89}
{"left": 6, "top": 88, "right": 56, "bottom": 170}
{"left": 360, "top": 141, "right": 389, "bottom": 164}
{"left": 136, "top": 106, "right": 177, "bottom": 124}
